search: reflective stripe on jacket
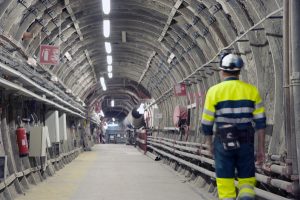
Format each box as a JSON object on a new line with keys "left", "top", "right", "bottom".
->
{"left": 201, "top": 77, "right": 266, "bottom": 135}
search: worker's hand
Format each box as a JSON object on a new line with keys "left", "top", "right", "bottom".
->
{"left": 255, "top": 149, "right": 265, "bottom": 168}
{"left": 207, "top": 144, "right": 214, "bottom": 157}
{"left": 204, "top": 141, "right": 214, "bottom": 157}
{"left": 204, "top": 135, "right": 213, "bottom": 157}
{"left": 256, "top": 129, "right": 266, "bottom": 169}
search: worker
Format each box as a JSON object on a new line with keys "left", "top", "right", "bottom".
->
{"left": 201, "top": 53, "right": 266, "bottom": 200}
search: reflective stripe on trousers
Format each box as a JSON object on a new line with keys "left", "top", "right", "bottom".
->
{"left": 214, "top": 137, "right": 256, "bottom": 199}
{"left": 216, "top": 177, "right": 256, "bottom": 200}
{"left": 237, "top": 178, "right": 256, "bottom": 200}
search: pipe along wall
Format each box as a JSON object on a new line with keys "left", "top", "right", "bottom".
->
{"left": 0, "top": 91, "right": 95, "bottom": 199}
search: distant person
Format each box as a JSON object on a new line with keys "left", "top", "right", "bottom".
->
{"left": 201, "top": 53, "right": 266, "bottom": 200}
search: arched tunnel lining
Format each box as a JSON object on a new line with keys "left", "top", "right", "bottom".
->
{"left": 0, "top": 0, "right": 299, "bottom": 199}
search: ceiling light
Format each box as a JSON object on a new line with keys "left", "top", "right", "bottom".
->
{"left": 64, "top": 51, "right": 72, "bottom": 61}
{"left": 111, "top": 100, "right": 114, "bottom": 107}
{"left": 108, "top": 65, "right": 112, "bottom": 72}
{"left": 122, "top": 31, "right": 127, "bottom": 43}
{"left": 167, "top": 53, "right": 175, "bottom": 64}
{"left": 102, "top": 0, "right": 111, "bottom": 15}
{"left": 103, "top": 20, "right": 110, "bottom": 38}
{"left": 100, "top": 76, "right": 107, "bottom": 91}
{"left": 108, "top": 72, "right": 113, "bottom": 78}
{"left": 105, "top": 42, "right": 112, "bottom": 54}
{"left": 107, "top": 55, "right": 112, "bottom": 64}
{"left": 100, "top": 77, "right": 105, "bottom": 86}
{"left": 112, "top": 118, "right": 115, "bottom": 122}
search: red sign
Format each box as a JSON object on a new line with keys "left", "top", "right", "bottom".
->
{"left": 39, "top": 45, "right": 60, "bottom": 65}
{"left": 174, "top": 83, "right": 187, "bottom": 96}
{"left": 94, "top": 101, "right": 101, "bottom": 113}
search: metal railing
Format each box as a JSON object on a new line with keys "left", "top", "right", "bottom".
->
{"left": 147, "top": 136, "right": 297, "bottom": 200}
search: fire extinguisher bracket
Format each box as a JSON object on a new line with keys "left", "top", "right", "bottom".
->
{"left": 16, "top": 127, "right": 29, "bottom": 157}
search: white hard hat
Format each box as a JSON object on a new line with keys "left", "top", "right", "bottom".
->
{"left": 219, "top": 54, "right": 244, "bottom": 72}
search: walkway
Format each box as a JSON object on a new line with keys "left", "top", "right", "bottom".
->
{"left": 16, "top": 144, "right": 215, "bottom": 200}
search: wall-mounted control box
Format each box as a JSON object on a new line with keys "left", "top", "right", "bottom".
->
{"left": 45, "top": 111, "right": 60, "bottom": 143}
{"left": 29, "top": 126, "right": 49, "bottom": 157}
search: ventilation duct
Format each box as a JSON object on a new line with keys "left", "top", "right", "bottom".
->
{"left": 123, "top": 108, "right": 145, "bottom": 128}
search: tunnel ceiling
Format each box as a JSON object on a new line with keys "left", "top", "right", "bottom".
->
{"left": 0, "top": 0, "right": 283, "bottom": 118}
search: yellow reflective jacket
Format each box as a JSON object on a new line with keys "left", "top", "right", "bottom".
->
{"left": 201, "top": 77, "right": 266, "bottom": 135}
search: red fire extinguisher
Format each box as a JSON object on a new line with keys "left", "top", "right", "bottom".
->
{"left": 16, "top": 117, "right": 29, "bottom": 157}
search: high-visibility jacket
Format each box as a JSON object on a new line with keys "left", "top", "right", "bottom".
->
{"left": 201, "top": 77, "right": 266, "bottom": 199}
{"left": 201, "top": 77, "right": 266, "bottom": 134}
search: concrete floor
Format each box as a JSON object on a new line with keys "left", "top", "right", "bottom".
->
{"left": 16, "top": 144, "right": 215, "bottom": 200}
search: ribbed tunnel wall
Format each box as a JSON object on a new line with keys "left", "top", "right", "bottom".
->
{"left": 1, "top": 0, "right": 298, "bottom": 199}
{"left": 0, "top": 0, "right": 284, "bottom": 118}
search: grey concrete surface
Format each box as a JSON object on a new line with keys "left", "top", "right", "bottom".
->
{"left": 16, "top": 144, "right": 215, "bottom": 200}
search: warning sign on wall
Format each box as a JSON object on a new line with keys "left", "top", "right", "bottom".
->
{"left": 39, "top": 45, "right": 60, "bottom": 65}
{"left": 174, "top": 83, "right": 187, "bottom": 96}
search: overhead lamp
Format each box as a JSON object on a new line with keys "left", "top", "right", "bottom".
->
{"left": 122, "top": 31, "right": 127, "bottom": 43}
{"left": 103, "top": 20, "right": 110, "bottom": 38}
{"left": 108, "top": 72, "right": 113, "bottom": 79}
{"left": 167, "top": 53, "right": 175, "bottom": 64}
{"left": 105, "top": 42, "right": 112, "bottom": 54}
{"left": 112, "top": 117, "right": 115, "bottom": 122}
{"left": 100, "top": 76, "right": 107, "bottom": 91}
{"left": 111, "top": 100, "right": 114, "bottom": 107}
{"left": 102, "top": 0, "right": 111, "bottom": 15}
{"left": 100, "top": 77, "right": 105, "bottom": 86}
{"left": 64, "top": 51, "right": 72, "bottom": 61}
{"left": 103, "top": 84, "right": 107, "bottom": 91}
{"left": 107, "top": 55, "right": 112, "bottom": 64}
{"left": 108, "top": 65, "right": 112, "bottom": 72}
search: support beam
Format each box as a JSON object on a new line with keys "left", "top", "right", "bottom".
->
{"left": 158, "top": 0, "right": 184, "bottom": 42}
{"left": 64, "top": 0, "right": 83, "bottom": 41}
{"left": 138, "top": 51, "right": 156, "bottom": 84}
{"left": 84, "top": 50, "right": 97, "bottom": 82}
{"left": 283, "top": 0, "right": 296, "bottom": 175}
{"left": 148, "top": 7, "right": 283, "bottom": 108}
{"left": 290, "top": 0, "right": 300, "bottom": 187}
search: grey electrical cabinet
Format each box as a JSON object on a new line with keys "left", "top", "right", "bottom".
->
{"left": 44, "top": 126, "right": 52, "bottom": 148}
{"left": 29, "top": 126, "right": 47, "bottom": 157}
{"left": 59, "top": 113, "right": 67, "bottom": 141}
{"left": 45, "top": 111, "right": 60, "bottom": 143}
